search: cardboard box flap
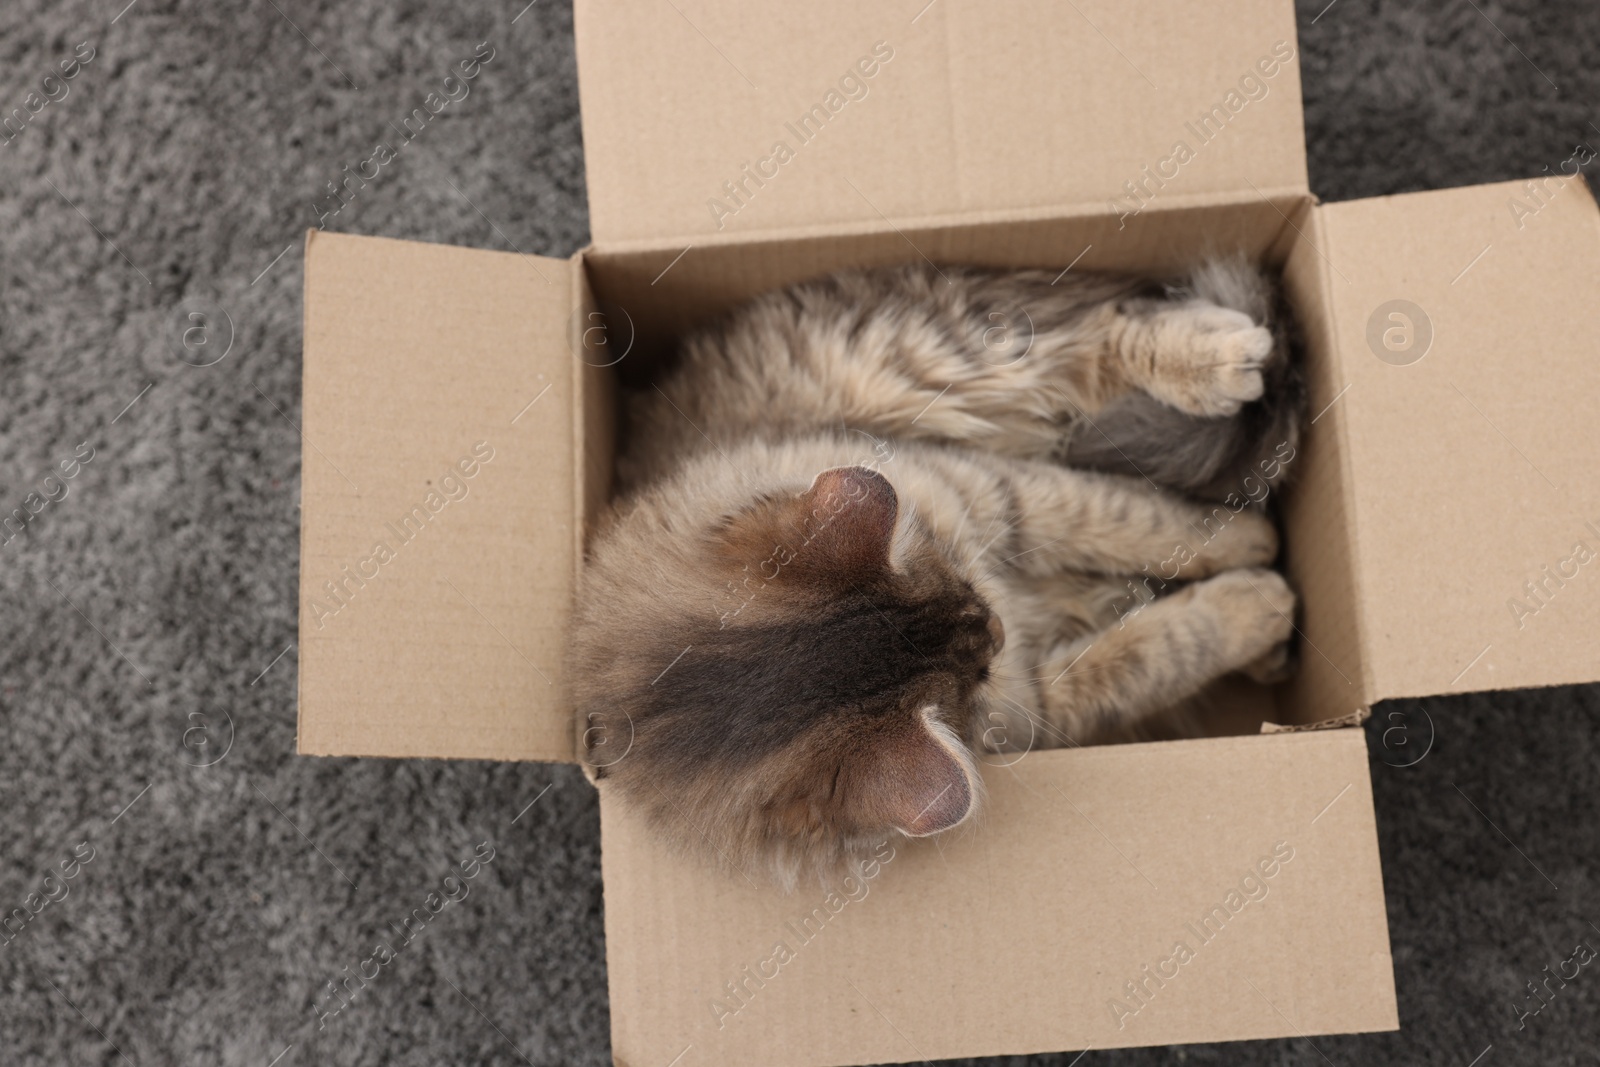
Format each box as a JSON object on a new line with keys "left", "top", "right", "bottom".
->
{"left": 574, "top": 0, "right": 1308, "bottom": 247}
{"left": 1317, "top": 178, "right": 1600, "bottom": 704}
{"left": 298, "top": 231, "right": 578, "bottom": 762}
{"left": 600, "top": 729, "right": 1395, "bottom": 1066}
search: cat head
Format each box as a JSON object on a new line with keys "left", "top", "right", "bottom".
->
{"left": 570, "top": 465, "right": 1004, "bottom": 887}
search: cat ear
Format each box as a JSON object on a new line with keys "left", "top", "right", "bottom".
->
{"left": 794, "top": 466, "right": 898, "bottom": 576}
{"left": 853, "top": 708, "right": 976, "bottom": 837}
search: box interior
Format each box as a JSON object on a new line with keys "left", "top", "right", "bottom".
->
{"left": 577, "top": 196, "right": 1411, "bottom": 1066}
{"left": 577, "top": 190, "right": 1347, "bottom": 738}
{"left": 580, "top": 206, "right": 1402, "bottom": 1060}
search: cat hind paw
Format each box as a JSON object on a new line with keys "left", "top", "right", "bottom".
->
{"left": 1160, "top": 304, "right": 1272, "bottom": 417}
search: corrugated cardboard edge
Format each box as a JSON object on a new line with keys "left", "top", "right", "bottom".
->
{"left": 1261, "top": 707, "right": 1370, "bottom": 733}
{"left": 295, "top": 227, "right": 317, "bottom": 756}
{"left": 568, "top": 250, "right": 585, "bottom": 770}
{"left": 571, "top": 245, "right": 611, "bottom": 785}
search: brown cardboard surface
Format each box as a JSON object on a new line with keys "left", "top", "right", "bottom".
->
{"left": 1278, "top": 201, "right": 1370, "bottom": 725}
{"left": 1317, "top": 180, "right": 1600, "bottom": 703}
{"left": 297, "top": 231, "right": 578, "bottom": 761}
{"left": 601, "top": 730, "right": 1395, "bottom": 1066}
{"left": 573, "top": 262, "right": 618, "bottom": 571}
{"left": 575, "top": 0, "right": 1307, "bottom": 246}
{"left": 586, "top": 192, "right": 1307, "bottom": 378}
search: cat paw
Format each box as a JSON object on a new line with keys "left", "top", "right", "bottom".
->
{"left": 1240, "top": 637, "right": 1298, "bottom": 684}
{"left": 1185, "top": 509, "right": 1278, "bottom": 576}
{"left": 1194, "top": 567, "right": 1296, "bottom": 666}
{"left": 1155, "top": 303, "right": 1272, "bottom": 417}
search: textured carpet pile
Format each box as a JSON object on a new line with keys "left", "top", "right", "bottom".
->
{"left": 0, "top": 1, "right": 1595, "bottom": 1064}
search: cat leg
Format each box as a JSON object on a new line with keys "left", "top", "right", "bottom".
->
{"left": 1106, "top": 296, "right": 1274, "bottom": 418}
{"left": 991, "top": 460, "right": 1278, "bottom": 579}
{"left": 901, "top": 267, "right": 1278, "bottom": 424}
{"left": 1031, "top": 567, "right": 1296, "bottom": 744}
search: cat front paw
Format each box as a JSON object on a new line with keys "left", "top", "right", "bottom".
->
{"left": 1194, "top": 567, "right": 1296, "bottom": 667}
{"left": 1240, "top": 637, "right": 1297, "bottom": 684}
{"left": 1184, "top": 508, "right": 1278, "bottom": 577}
{"left": 1155, "top": 303, "right": 1272, "bottom": 417}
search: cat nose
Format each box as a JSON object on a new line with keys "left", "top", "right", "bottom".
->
{"left": 986, "top": 612, "right": 1006, "bottom": 654}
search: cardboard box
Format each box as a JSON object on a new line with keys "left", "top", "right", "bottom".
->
{"left": 297, "top": 1, "right": 1600, "bottom": 1062}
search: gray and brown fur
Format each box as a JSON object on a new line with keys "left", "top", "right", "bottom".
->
{"left": 570, "top": 259, "right": 1304, "bottom": 888}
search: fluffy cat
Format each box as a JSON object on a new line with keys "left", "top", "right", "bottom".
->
{"left": 569, "top": 259, "right": 1304, "bottom": 888}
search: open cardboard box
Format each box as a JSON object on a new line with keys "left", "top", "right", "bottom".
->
{"left": 296, "top": 1, "right": 1600, "bottom": 1062}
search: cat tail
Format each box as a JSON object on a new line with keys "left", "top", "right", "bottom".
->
{"left": 1062, "top": 256, "right": 1306, "bottom": 502}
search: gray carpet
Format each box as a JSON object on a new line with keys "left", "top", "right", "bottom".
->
{"left": 0, "top": 1, "right": 1595, "bottom": 1064}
